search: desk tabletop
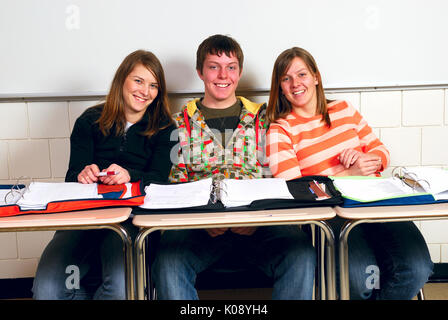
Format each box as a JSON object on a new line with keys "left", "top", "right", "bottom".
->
{"left": 132, "top": 207, "right": 336, "bottom": 228}
{"left": 335, "top": 203, "right": 448, "bottom": 220}
{"left": 0, "top": 207, "right": 132, "bottom": 229}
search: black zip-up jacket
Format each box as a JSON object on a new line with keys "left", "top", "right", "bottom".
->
{"left": 65, "top": 104, "right": 176, "bottom": 185}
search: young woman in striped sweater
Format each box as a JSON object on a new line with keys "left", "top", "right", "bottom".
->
{"left": 266, "top": 47, "right": 433, "bottom": 300}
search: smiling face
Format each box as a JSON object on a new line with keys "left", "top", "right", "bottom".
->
{"left": 197, "top": 52, "right": 242, "bottom": 109}
{"left": 280, "top": 57, "right": 318, "bottom": 116}
{"left": 122, "top": 63, "right": 159, "bottom": 122}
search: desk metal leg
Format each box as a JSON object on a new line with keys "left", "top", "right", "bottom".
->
{"left": 339, "top": 220, "right": 363, "bottom": 300}
{"left": 313, "top": 220, "right": 336, "bottom": 300}
{"left": 135, "top": 228, "right": 155, "bottom": 300}
{"left": 134, "top": 221, "right": 336, "bottom": 300}
{"left": 313, "top": 225, "right": 323, "bottom": 300}
{"left": 338, "top": 216, "right": 434, "bottom": 300}
{"left": 105, "top": 224, "right": 135, "bottom": 300}
{"left": 2, "top": 223, "right": 135, "bottom": 300}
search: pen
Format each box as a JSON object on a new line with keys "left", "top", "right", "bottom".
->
{"left": 309, "top": 187, "right": 316, "bottom": 195}
{"left": 97, "top": 171, "right": 119, "bottom": 176}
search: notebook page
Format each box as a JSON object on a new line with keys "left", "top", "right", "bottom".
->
{"left": 332, "top": 177, "right": 416, "bottom": 202}
{"left": 0, "top": 189, "right": 24, "bottom": 206}
{"left": 140, "top": 178, "right": 213, "bottom": 209}
{"left": 0, "top": 190, "right": 7, "bottom": 206}
{"left": 434, "top": 191, "right": 448, "bottom": 200}
{"left": 17, "top": 182, "right": 101, "bottom": 210}
{"left": 220, "top": 178, "right": 294, "bottom": 207}
{"left": 404, "top": 167, "right": 448, "bottom": 196}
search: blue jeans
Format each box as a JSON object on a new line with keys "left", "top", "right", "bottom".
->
{"left": 32, "top": 221, "right": 137, "bottom": 300}
{"left": 151, "top": 225, "right": 316, "bottom": 300}
{"left": 331, "top": 218, "right": 433, "bottom": 300}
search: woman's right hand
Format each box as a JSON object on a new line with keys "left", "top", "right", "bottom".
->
{"left": 77, "top": 164, "right": 100, "bottom": 184}
{"left": 339, "top": 148, "right": 361, "bottom": 169}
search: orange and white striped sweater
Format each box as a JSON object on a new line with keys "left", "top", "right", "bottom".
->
{"left": 266, "top": 100, "right": 390, "bottom": 180}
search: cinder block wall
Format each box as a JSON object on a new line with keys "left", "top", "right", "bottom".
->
{"left": 0, "top": 88, "right": 447, "bottom": 278}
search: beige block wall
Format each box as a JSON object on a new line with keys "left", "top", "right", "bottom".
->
{"left": 0, "top": 88, "right": 447, "bottom": 278}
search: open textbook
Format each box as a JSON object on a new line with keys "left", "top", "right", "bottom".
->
{"left": 140, "top": 178, "right": 295, "bottom": 209}
{"left": 332, "top": 166, "right": 448, "bottom": 203}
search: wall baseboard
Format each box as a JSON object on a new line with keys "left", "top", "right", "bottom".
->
{"left": 1, "top": 263, "right": 448, "bottom": 300}
{"left": 429, "top": 263, "right": 448, "bottom": 283}
{"left": 0, "top": 278, "right": 34, "bottom": 299}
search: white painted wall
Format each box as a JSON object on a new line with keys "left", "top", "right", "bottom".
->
{"left": 1, "top": 0, "right": 448, "bottom": 96}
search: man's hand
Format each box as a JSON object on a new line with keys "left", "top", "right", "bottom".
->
{"left": 230, "top": 227, "right": 257, "bottom": 236}
{"left": 206, "top": 228, "right": 229, "bottom": 237}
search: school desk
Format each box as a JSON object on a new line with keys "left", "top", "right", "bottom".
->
{"left": 335, "top": 203, "right": 448, "bottom": 300}
{"left": 132, "top": 207, "right": 337, "bottom": 300}
{"left": 0, "top": 207, "right": 134, "bottom": 299}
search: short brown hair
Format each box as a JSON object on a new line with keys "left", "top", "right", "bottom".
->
{"left": 196, "top": 34, "right": 244, "bottom": 74}
{"left": 267, "top": 47, "right": 331, "bottom": 126}
{"left": 98, "top": 50, "right": 173, "bottom": 137}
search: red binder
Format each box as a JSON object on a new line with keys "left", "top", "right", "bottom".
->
{"left": 0, "top": 181, "right": 145, "bottom": 217}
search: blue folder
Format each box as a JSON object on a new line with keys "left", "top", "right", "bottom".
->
{"left": 341, "top": 193, "right": 447, "bottom": 208}
{"left": 330, "top": 176, "right": 448, "bottom": 208}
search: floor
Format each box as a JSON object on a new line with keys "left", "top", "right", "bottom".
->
{"left": 198, "top": 283, "right": 448, "bottom": 300}
{"left": 418, "top": 283, "right": 448, "bottom": 300}
{"left": 3, "top": 282, "right": 448, "bottom": 300}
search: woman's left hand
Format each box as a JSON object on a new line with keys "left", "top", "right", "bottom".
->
{"left": 98, "top": 164, "right": 131, "bottom": 185}
{"left": 347, "top": 153, "right": 382, "bottom": 176}
{"left": 339, "top": 148, "right": 361, "bottom": 169}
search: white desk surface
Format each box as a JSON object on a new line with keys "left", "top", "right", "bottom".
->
{"left": 132, "top": 207, "right": 336, "bottom": 228}
{"left": 0, "top": 207, "right": 132, "bottom": 229}
{"left": 335, "top": 203, "right": 448, "bottom": 220}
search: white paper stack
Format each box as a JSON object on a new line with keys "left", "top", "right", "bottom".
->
{"left": 332, "top": 177, "right": 416, "bottom": 202}
{"left": 219, "top": 178, "right": 294, "bottom": 207}
{"left": 16, "top": 182, "right": 101, "bottom": 210}
{"left": 140, "top": 178, "right": 213, "bottom": 209}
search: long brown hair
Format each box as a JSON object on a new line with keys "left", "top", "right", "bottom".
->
{"left": 98, "top": 50, "right": 173, "bottom": 137}
{"left": 267, "top": 47, "right": 331, "bottom": 126}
